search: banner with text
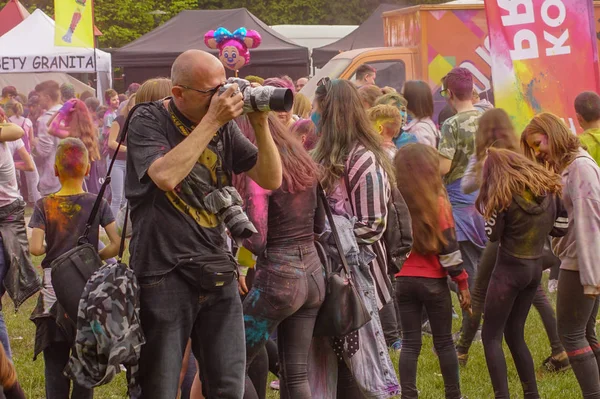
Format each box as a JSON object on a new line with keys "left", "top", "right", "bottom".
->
{"left": 485, "top": 0, "right": 600, "bottom": 133}
{"left": 0, "top": 55, "right": 96, "bottom": 73}
{"left": 55, "top": 0, "right": 94, "bottom": 48}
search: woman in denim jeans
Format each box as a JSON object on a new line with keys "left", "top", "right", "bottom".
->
{"left": 239, "top": 113, "right": 325, "bottom": 399}
{"left": 395, "top": 143, "right": 471, "bottom": 399}
{"left": 309, "top": 79, "right": 400, "bottom": 399}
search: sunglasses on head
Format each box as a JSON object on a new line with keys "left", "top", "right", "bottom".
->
{"left": 317, "top": 77, "right": 332, "bottom": 89}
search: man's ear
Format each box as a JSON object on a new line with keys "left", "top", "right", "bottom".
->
{"left": 171, "top": 85, "right": 184, "bottom": 100}
{"left": 576, "top": 113, "right": 585, "bottom": 128}
{"left": 54, "top": 164, "right": 59, "bottom": 177}
{"left": 85, "top": 163, "right": 91, "bottom": 177}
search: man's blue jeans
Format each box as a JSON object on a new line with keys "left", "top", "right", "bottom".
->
{"left": 136, "top": 270, "right": 246, "bottom": 399}
{"left": 0, "top": 235, "right": 12, "bottom": 359}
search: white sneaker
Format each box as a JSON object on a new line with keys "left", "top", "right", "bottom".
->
{"left": 548, "top": 279, "right": 558, "bottom": 293}
{"left": 270, "top": 380, "right": 280, "bottom": 390}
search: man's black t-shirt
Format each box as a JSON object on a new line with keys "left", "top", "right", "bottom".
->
{"left": 125, "top": 99, "right": 258, "bottom": 277}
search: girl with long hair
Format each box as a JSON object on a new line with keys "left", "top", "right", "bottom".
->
{"left": 310, "top": 78, "right": 399, "bottom": 398}
{"left": 395, "top": 143, "right": 470, "bottom": 399}
{"left": 402, "top": 80, "right": 440, "bottom": 147}
{"left": 48, "top": 99, "right": 101, "bottom": 162}
{"left": 456, "top": 110, "right": 568, "bottom": 372}
{"left": 239, "top": 113, "right": 324, "bottom": 399}
{"left": 522, "top": 113, "right": 600, "bottom": 397}
{"left": 477, "top": 148, "right": 566, "bottom": 399}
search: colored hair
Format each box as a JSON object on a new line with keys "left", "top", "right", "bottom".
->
{"left": 126, "top": 83, "right": 141, "bottom": 95}
{"left": 574, "top": 91, "right": 600, "bottom": 123}
{"left": 356, "top": 64, "right": 376, "bottom": 81}
{"left": 367, "top": 104, "right": 401, "bottom": 134}
{"left": 293, "top": 93, "right": 311, "bottom": 119}
{"left": 358, "top": 85, "right": 383, "bottom": 108}
{"left": 245, "top": 75, "right": 264, "bottom": 85}
{"left": 104, "top": 89, "right": 118, "bottom": 103}
{"left": 476, "top": 148, "right": 563, "bottom": 220}
{"left": 403, "top": 80, "right": 434, "bottom": 119}
{"left": 264, "top": 77, "right": 295, "bottom": 96}
{"left": 233, "top": 114, "right": 318, "bottom": 197}
{"left": 290, "top": 119, "right": 317, "bottom": 151}
{"left": 135, "top": 78, "right": 173, "bottom": 104}
{"left": 65, "top": 99, "right": 101, "bottom": 162}
{"left": 395, "top": 143, "right": 448, "bottom": 254}
{"left": 444, "top": 67, "right": 473, "bottom": 101}
{"left": 312, "top": 79, "right": 395, "bottom": 192}
{"left": 96, "top": 105, "right": 108, "bottom": 121}
{"left": 475, "top": 109, "right": 519, "bottom": 161}
{"left": 60, "top": 83, "right": 75, "bottom": 101}
{"left": 55, "top": 138, "right": 89, "bottom": 179}
{"left": 35, "top": 81, "right": 60, "bottom": 102}
{"left": 521, "top": 112, "right": 581, "bottom": 173}
{"left": 375, "top": 92, "right": 408, "bottom": 110}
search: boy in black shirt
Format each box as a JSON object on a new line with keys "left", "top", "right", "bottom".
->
{"left": 29, "top": 138, "right": 119, "bottom": 399}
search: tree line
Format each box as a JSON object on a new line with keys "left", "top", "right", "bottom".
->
{"left": 2, "top": 0, "right": 447, "bottom": 48}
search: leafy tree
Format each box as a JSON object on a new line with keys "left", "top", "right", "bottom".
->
{"left": 0, "top": 0, "right": 450, "bottom": 47}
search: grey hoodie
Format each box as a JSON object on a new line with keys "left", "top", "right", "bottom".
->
{"left": 553, "top": 149, "right": 600, "bottom": 295}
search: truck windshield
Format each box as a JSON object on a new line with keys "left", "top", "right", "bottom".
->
{"left": 300, "top": 58, "right": 352, "bottom": 100}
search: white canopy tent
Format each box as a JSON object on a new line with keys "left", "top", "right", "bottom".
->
{"left": 0, "top": 9, "right": 111, "bottom": 98}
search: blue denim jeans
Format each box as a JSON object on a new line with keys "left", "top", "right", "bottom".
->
{"left": 0, "top": 235, "right": 11, "bottom": 360}
{"left": 109, "top": 159, "right": 126, "bottom": 220}
{"left": 136, "top": 270, "right": 245, "bottom": 399}
{"left": 243, "top": 244, "right": 325, "bottom": 399}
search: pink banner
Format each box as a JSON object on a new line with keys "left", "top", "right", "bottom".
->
{"left": 485, "top": 0, "right": 600, "bottom": 133}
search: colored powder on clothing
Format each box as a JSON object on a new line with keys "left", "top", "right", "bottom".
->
{"left": 244, "top": 315, "right": 270, "bottom": 347}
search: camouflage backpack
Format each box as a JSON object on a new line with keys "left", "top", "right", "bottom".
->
{"left": 64, "top": 262, "right": 145, "bottom": 397}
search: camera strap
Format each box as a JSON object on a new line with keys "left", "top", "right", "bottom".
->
{"left": 167, "top": 99, "right": 226, "bottom": 189}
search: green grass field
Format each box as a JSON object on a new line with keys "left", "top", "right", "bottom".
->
{"left": 8, "top": 252, "right": 584, "bottom": 398}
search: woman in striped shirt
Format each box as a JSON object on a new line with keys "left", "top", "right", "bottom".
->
{"left": 310, "top": 78, "right": 399, "bottom": 399}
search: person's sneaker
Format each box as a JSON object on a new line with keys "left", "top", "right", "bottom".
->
{"left": 548, "top": 279, "right": 558, "bottom": 293}
{"left": 422, "top": 320, "right": 433, "bottom": 335}
{"left": 458, "top": 353, "right": 469, "bottom": 367}
{"left": 542, "top": 353, "right": 570, "bottom": 372}
{"left": 390, "top": 339, "right": 402, "bottom": 352}
{"left": 270, "top": 380, "right": 280, "bottom": 390}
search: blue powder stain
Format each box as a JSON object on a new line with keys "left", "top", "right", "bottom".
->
{"left": 246, "top": 290, "right": 260, "bottom": 308}
{"left": 526, "top": 79, "right": 541, "bottom": 113}
{"left": 244, "top": 315, "right": 270, "bottom": 347}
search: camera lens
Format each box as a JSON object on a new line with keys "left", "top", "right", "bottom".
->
{"left": 268, "top": 88, "right": 293, "bottom": 112}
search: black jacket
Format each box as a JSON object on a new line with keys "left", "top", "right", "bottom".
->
{"left": 487, "top": 192, "right": 568, "bottom": 259}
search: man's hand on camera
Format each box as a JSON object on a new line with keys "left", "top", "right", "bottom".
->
{"left": 206, "top": 83, "right": 244, "bottom": 126}
{"left": 247, "top": 110, "right": 268, "bottom": 127}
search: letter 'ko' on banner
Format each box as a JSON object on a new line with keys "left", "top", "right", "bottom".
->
{"left": 485, "top": 0, "right": 600, "bottom": 133}
{"left": 54, "top": 0, "right": 94, "bottom": 48}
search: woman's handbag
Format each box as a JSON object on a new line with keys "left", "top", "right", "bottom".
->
{"left": 50, "top": 105, "right": 141, "bottom": 320}
{"left": 313, "top": 184, "right": 371, "bottom": 337}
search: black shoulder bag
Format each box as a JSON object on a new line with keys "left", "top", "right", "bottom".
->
{"left": 50, "top": 104, "right": 141, "bottom": 321}
{"left": 313, "top": 184, "right": 371, "bottom": 337}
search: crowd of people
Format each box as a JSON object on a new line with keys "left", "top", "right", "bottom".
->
{"left": 0, "top": 48, "right": 599, "bottom": 399}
